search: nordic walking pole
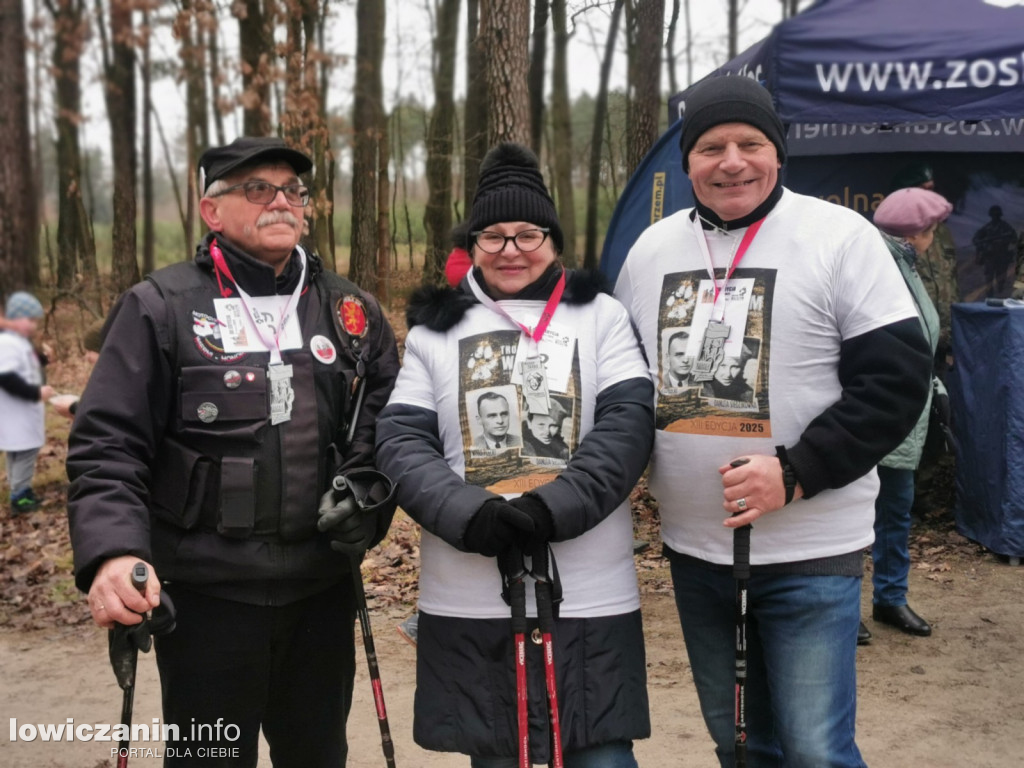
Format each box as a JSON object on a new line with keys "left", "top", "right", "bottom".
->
{"left": 335, "top": 375, "right": 396, "bottom": 767}
{"left": 110, "top": 562, "right": 149, "bottom": 768}
{"left": 499, "top": 547, "right": 530, "bottom": 768}
{"left": 350, "top": 552, "right": 397, "bottom": 768}
{"left": 531, "top": 543, "right": 564, "bottom": 768}
{"left": 729, "top": 458, "right": 752, "bottom": 768}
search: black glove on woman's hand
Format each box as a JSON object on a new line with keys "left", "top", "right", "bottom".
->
{"left": 463, "top": 499, "right": 534, "bottom": 557}
{"left": 509, "top": 494, "right": 555, "bottom": 549}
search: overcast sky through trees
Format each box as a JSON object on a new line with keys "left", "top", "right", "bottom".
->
{"left": 36, "top": 0, "right": 791, "bottom": 167}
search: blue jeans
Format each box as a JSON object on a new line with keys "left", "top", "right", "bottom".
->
{"left": 470, "top": 741, "right": 637, "bottom": 768}
{"left": 872, "top": 465, "right": 915, "bottom": 607}
{"left": 669, "top": 553, "right": 865, "bottom": 768}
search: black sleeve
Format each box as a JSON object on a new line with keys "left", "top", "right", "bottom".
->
{"left": 531, "top": 376, "right": 655, "bottom": 540}
{"left": 66, "top": 283, "right": 175, "bottom": 591}
{"left": 375, "top": 402, "right": 498, "bottom": 550}
{"left": 0, "top": 371, "right": 41, "bottom": 401}
{"left": 787, "top": 317, "right": 932, "bottom": 498}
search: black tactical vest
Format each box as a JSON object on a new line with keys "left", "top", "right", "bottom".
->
{"left": 144, "top": 260, "right": 366, "bottom": 543}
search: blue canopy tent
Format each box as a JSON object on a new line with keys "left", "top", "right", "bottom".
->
{"left": 600, "top": 0, "right": 1024, "bottom": 285}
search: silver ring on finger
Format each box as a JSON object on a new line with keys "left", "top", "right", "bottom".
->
{"left": 737, "top": 498, "right": 747, "bottom": 511}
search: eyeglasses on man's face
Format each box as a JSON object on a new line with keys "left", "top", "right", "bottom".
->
{"left": 471, "top": 228, "right": 550, "bottom": 254}
{"left": 210, "top": 180, "right": 310, "bottom": 207}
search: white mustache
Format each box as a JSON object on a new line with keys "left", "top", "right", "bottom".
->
{"left": 257, "top": 211, "right": 300, "bottom": 228}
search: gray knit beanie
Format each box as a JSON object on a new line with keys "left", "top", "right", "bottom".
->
{"left": 5, "top": 292, "right": 44, "bottom": 320}
{"left": 679, "top": 76, "right": 787, "bottom": 172}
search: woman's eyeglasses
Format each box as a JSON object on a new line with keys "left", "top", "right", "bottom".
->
{"left": 471, "top": 228, "right": 550, "bottom": 254}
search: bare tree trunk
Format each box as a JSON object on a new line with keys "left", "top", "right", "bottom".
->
{"left": 528, "top": 0, "right": 549, "bottom": 153}
{"left": 175, "top": 0, "right": 211, "bottom": 256}
{"left": 47, "top": 0, "right": 96, "bottom": 291}
{"left": 0, "top": 0, "right": 39, "bottom": 293}
{"left": 237, "top": 0, "right": 274, "bottom": 137}
{"left": 423, "top": 0, "right": 460, "bottom": 286}
{"left": 154, "top": 108, "right": 189, "bottom": 253}
{"left": 666, "top": 0, "right": 680, "bottom": 96}
{"left": 482, "top": 0, "right": 530, "bottom": 146}
{"left": 141, "top": 4, "right": 155, "bottom": 276}
{"left": 317, "top": 1, "right": 335, "bottom": 267}
{"left": 728, "top": 0, "right": 737, "bottom": 60}
{"left": 549, "top": 0, "right": 576, "bottom": 267}
{"left": 97, "top": 0, "right": 140, "bottom": 294}
{"left": 208, "top": 10, "right": 226, "bottom": 147}
{"left": 281, "top": 0, "right": 335, "bottom": 269}
{"left": 626, "top": 0, "right": 663, "bottom": 174}
{"left": 32, "top": 0, "right": 54, "bottom": 289}
{"left": 583, "top": 0, "right": 624, "bottom": 269}
{"left": 376, "top": 113, "right": 390, "bottom": 303}
{"left": 349, "top": 0, "right": 384, "bottom": 289}
{"left": 463, "top": 0, "right": 488, "bottom": 209}
{"left": 390, "top": 106, "right": 415, "bottom": 270}
{"left": 684, "top": 0, "right": 692, "bottom": 85}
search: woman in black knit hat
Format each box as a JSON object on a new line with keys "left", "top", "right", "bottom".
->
{"left": 376, "top": 143, "right": 655, "bottom": 767}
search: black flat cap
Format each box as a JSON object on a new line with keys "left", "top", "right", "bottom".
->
{"left": 199, "top": 137, "right": 313, "bottom": 193}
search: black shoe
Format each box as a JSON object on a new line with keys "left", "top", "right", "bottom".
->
{"left": 872, "top": 604, "right": 932, "bottom": 637}
{"left": 10, "top": 491, "right": 40, "bottom": 516}
{"left": 857, "top": 621, "right": 872, "bottom": 645}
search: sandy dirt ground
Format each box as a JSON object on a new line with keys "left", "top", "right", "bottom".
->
{"left": 2, "top": 542, "right": 1021, "bottom": 768}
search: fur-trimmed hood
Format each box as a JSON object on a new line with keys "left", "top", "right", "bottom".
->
{"left": 407, "top": 268, "right": 611, "bottom": 333}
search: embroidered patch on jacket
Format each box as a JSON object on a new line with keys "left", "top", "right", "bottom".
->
{"left": 338, "top": 295, "right": 368, "bottom": 339}
{"left": 191, "top": 310, "right": 247, "bottom": 363}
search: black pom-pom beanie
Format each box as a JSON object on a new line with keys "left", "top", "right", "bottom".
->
{"left": 469, "top": 142, "right": 564, "bottom": 252}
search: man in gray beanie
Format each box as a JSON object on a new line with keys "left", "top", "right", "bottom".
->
{"left": 615, "top": 75, "right": 931, "bottom": 766}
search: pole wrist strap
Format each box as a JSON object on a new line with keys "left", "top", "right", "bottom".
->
{"left": 775, "top": 445, "right": 797, "bottom": 506}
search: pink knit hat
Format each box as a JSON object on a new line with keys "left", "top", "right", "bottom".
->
{"left": 873, "top": 187, "right": 953, "bottom": 237}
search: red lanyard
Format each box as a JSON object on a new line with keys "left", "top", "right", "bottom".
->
{"left": 693, "top": 217, "right": 765, "bottom": 317}
{"left": 209, "top": 239, "right": 306, "bottom": 364}
{"left": 467, "top": 269, "right": 566, "bottom": 343}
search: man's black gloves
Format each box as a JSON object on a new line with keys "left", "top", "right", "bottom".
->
{"left": 317, "top": 468, "right": 398, "bottom": 557}
{"left": 317, "top": 489, "right": 375, "bottom": 556}
{"left": 463, "top": 495, "right": 555, "bottom": 557}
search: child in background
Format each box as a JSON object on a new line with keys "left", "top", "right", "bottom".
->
{"left": 0, "top": 292, "right": 55, "bottom": 515}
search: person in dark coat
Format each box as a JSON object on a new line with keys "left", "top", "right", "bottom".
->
{"left": 376, "top": 142, "right": 654, "bottom": 767}
{"left": 66, "top": 137, "right": 399, "bottom": 767}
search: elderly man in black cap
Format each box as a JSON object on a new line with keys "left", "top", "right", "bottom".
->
{"left": 615, "top": 77, "right": 931, "bottom": 766}
{"left": 67, "top": 137, "right": 399, "bottom": 767}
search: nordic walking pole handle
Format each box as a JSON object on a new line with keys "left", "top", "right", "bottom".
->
{"left": 114, "top": 563, "right": 149, "bottom": 768}
{"left": 131, "top": 562, "right": 148, "bottom": 593}
{"left": 729, "top": 457, "right": 752, "bottom": 577}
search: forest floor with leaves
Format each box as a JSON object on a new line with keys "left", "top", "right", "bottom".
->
{"left": 2, "top": 293, "right": 1022, "bottom": 767}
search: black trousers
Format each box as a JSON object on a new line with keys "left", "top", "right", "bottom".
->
{"left": 153, "top": 581, "right": 356, "bottom": 768}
